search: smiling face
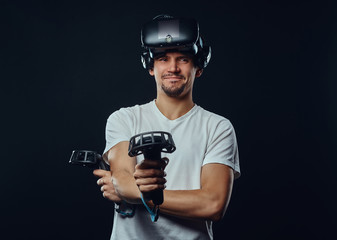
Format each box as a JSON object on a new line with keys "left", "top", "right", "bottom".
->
{"left": 149, "top": 52, "right": 203, "bottom": 99}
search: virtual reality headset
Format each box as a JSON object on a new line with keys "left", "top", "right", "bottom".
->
{"left": 140, "top": 15, "right": 211, "bottom": 70}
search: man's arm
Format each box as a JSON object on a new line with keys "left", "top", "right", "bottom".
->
{"left": 95, "top": 141, "right": 234, "bottom": 221}
{"left": 94, "top": 141, "right": 167, "bottom": 204}
{"left": 135, "top": 162, "right": 234, "bottom": 222}
{"left": 107, "top": 141, "right": 140, "bottom": 203}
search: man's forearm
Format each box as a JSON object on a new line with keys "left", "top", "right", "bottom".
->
{"left": 157, "top": 189, "right": 229, "bottom": 222}
{"left": 150, "top": 164, "right": 234, "bottom": 222}
{"left": 106, "top": 141, "right": 142, "bottom": 204}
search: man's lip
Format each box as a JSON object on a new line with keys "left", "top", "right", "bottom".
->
{"left": 162, "top": 76, "right": 183, "bottom": 80}
{"left": 164, "top": 78, "right": 182, "bottom": 80}
{"left": 163, "top": 78, "right": 182, "bottom": 83}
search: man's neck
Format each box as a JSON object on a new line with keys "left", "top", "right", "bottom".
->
{"left": 155, "top": 94, "right": 194, "bottom": 120}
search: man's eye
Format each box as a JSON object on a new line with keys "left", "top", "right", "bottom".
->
{"left": 179, "top": 58, "right": 189, "bottom": 62}
{"left": 158, "top": 58, "right": 167, "bottom": 61}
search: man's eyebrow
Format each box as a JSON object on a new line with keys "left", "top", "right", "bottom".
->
{"left": 177, "top": 55, "right": 192, "bottom": 58}
{"left": 178, "top": 52, "right": 194, "bottom": 57}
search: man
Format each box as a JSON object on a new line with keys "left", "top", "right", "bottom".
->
{"left": 94, "top": 15, "right": 240, "bottom": 239}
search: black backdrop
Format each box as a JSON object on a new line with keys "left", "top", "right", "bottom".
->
{"left": 2, "top": 0, "right": 337, "bottom": 239}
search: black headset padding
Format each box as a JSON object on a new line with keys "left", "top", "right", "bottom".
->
{"left": 141, "top": 51, "right": 150, "bottom": 69}
{"left": 195, "top": 36, "right": 211, "bottom": 69}
{"left": 141, "top": 37, "right": 211, "bottom": 70}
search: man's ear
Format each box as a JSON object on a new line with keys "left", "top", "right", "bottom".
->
{"left": 149, "top": 68, "right": 154, "bottom": 76}
{"left": 196, "top": 68, "right": 203, "bottom": 78}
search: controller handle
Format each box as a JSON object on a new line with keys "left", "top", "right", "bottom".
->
{"left": 69, "top": 150, "right": 135, "bottom": 216}
{"left": 128, "top": 131, "right": 176, "bottom": 205}
{"left": 143, "top": 148, "right": 165, "bottom": 205}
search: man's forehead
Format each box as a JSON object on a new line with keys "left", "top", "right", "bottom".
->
{"left": 154, "top": 51, "right": 194, "bottom": 59}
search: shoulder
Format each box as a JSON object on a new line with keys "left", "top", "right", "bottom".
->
{"left": 196, "top": 106, "right": 233, "bottom": 129}
{"left": 107, "top": 101, "right": 153, "bottom": 121}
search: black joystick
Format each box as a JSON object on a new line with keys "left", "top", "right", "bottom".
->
{"left": 128, "top": 131, "right": 176, "bottom": 205}
{"left": 69, "top": 150, "right": 135, "bottom": 216}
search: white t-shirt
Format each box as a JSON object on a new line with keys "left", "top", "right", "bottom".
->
{"left": 103, "top": 100, "right": 240, "bottom": 240}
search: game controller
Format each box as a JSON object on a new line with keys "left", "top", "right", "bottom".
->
{"left": 69, "top": 150, "right": 135, "bottom": 216}
{"left": 128, "top": 131, "right": 176, "bottom": 205}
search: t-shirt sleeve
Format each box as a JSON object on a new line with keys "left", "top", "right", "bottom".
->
{"left": 203, "top": 119, "right": 241, "bottom": 179}
{"left": 102, "top": 109, "right": 133, "bottom": 161}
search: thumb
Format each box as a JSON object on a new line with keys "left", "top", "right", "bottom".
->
{"left": 162, "top": 157, "right": 169, "bottom": 170}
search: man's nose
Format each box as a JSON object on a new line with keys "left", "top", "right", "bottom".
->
{"left": 168, "top": 60, "right": 180, "bottom": 72}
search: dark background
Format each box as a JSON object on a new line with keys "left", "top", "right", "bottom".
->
{"left": 1, "top": 0, "right": 336, "bottom": 239}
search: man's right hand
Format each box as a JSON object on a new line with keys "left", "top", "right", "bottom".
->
{"left": 93, "top": 169, "right": 122, "bottom": 203}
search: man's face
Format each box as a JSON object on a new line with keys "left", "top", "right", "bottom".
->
{"left": 149, "top": 52, "right": 202, "bottom": 98}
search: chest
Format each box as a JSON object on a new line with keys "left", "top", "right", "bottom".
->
{"left": 133, "top": 115, "right": 210, "bottom": 190}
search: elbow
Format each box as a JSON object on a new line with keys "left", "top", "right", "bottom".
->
{"left": 207, "top": 201, "right": 227, "bottom": 222}
{"left": 210, "top": 214, "right": 222, "bottom": 222}
{"left": 210, "top": 208, "right": 226, "bottom": 222}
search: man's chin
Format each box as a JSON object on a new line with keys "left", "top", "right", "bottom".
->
{"left": 161, "top": 85, "right": 185, "bottom": 98}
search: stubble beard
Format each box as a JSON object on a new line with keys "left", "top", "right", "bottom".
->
{"left": 161, "top": 73, "right": 187, "bottom": 97}
{"left": 161, "top": 82, "right": 186, "bottom": 97}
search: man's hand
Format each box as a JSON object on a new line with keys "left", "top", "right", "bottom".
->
{"left": 133, "top": 157, "right": 168, "bottom": 200}
{"left": 93, "top": 169, "right": 122, "bottom": 203}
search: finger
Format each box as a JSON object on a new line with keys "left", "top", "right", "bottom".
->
{"left": 133, "top": 168, "right": 166, "bottom": 178}
{"left": 97, "top": 178, "right": 104, "bottom": 186}
{"left": 135, "top": 158, "right": 168, "bottom": 170}
{"left": 138, "top": 184, "right": 166, "bottom": 193}
{"left": 103, "top": 192, "right": 122, "bottom": 203}
{"left": 93, "top": 169, "right": 110, "bottom": 177}
{"left": 101, "top": 185, "right": 105, "bottom": 192}
{"left": 135, "top": 177, "right": 166, "bottom": 186}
